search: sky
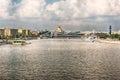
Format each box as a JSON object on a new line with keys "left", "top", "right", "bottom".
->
{"left": 0, "top": 0, "right": 120, "bottom": 31}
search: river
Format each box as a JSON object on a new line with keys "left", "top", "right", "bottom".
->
{"left": 0, "top": 39, "right": 120, "bottom": 80}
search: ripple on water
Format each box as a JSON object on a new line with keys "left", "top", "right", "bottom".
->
{"left": 0, "top": 39, "right": 120, "bottom": 80}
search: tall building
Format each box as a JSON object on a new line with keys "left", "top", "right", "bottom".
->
{"left": 11, "top": 29, "right": 18, "bottom": 37}
{"left": 18, "top": 29, "right": 23, "bottom": 34}
{"left": 0, "top": 29, "right": 4, "bottom": 37}
{"left": 4, "top": 28, "right": 11, "bottom": 37}
{"left": 109, "top": 25, "right": 112, "bottom": 35}
{"left": 25, "top": 29, "right": 30, "bottom": 36}
{"left": 22, "top": 29, "right": 30, "bottom": 37}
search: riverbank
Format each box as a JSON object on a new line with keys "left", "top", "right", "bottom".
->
{"left": 0, "top": 38, "right": 120, "bottom": 46}
{"left": 96, "top": 39, "right": 120, "bottom": 44}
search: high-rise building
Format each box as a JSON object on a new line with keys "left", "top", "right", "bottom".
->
{"left": 18, "top": 29, "right": 23, "bottom": 34}
{"left": 22, "top": 29, "right": 30, "bottom": 37}
{"left": 11, "top": 29, "right": 18, "bottom": 37}
{"left": 4, "top": 28, "right": 11, "bottom": 37}
{"left": 25, "top": 29, "right": 30, "bottom": 36}
{"left": 109, "top": 25, "right": 112, "bottom": 35}
{"left": 0, "top": 29, "right": 4, "bottom": 37}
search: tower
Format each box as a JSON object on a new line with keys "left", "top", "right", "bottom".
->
{"left": 56, "top": 26, "right": 63, "bottom": 33}
{"left": 109, "top": 25, "right": 112, "bottom": 35}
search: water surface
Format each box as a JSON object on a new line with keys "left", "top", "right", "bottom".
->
{"left": 0, "top": 39, "right": 120, "bottom": 80}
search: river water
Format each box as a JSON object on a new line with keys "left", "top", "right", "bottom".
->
{"left": 0, "top": 39, "right": 120, "bottom": 80}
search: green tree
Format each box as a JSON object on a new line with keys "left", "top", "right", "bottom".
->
{"left": 98, "top": 33, "right": 109, "bottom": 39}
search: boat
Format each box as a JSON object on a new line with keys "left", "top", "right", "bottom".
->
{"left": 85, "top": 36, "right": 97, "bottom": 42}
{"left": 11, "top": 40, "right": 27, "bottom": 45}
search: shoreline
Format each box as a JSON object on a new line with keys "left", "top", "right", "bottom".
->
{"left": 0, "top": 38, "right": 120, "bottom": 46}
{"left": 96, "top": 39, "right": 120, "bottom": 44}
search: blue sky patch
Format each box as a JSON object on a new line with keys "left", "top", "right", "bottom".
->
{"left": 12, "top": 0, "right": 21, "bottom": 3}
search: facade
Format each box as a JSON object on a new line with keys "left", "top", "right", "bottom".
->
{"left": 54, "top": 26, "right": 64, "bottom": 37}
{"left": 18, "top": 29, "right": 30, "bottom": 37}
{"left": 18, "top": 28, "right": 24, "bottom": 38}
{"left": 22, "top": 30, "right": 26, "bottom": 36}
{"left": 0, "top": 29, "right": 4, "bottom": 37}
{"left": 4, "top": 28, "right": 11, "bottom": 37}
{"left": 52, "top": 26, "right": 84, "bottom": 38}
{"left": 25, "top": 29, "right": 30, "bottom": 36}
{"left": 11, "top": 29, "right": 18, "bottom": 37}
{"left": 18, "top": 29, "right": 23, "bottom": 34}
{"left": 0, "top": 28, "right": 31, "bottom": 39}
{"left": 22, "top": 29, "right": 31, "bottom": 37}
{"left": 39, "top": 30, "right": 51, "bottom": 38}
{"left": 109, "top": 25, "right": 112, "bottom": 35}
{"left": 31, "top": 31, "right": 38, "bottom": 36}
{"left": 56, "top": 26, "right": 63, "bottom": 33}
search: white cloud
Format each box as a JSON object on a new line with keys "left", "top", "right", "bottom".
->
{"left": 45, "top": 0, "right": 120, "bottom": 27}
{"left": 108, "top": 0, "right": 120, "bottom": 15}
{"left": 47, "top": 0, "right": 120, "bottom": 19}
{"left": 0, "top": 0, "right": 12, "bottom": 19}
{"left": 16, "top": 0, "right": 48, "bottom": 19}
{"left": 0, "top": 0, "right": 120, "bottom": 20}
{"left": 1, "top": 0, "right": 120, "bottom": 29}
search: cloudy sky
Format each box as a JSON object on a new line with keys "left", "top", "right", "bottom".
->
{"left": 0, "top": 0, "right": 120, "bottom": 31}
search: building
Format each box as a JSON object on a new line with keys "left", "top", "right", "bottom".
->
{"left": 22, "top": 30, "right": 26, "bottom": 36}
{"left": 18, "top": 29, "right": 30, "bottom": 37}
{"left": 31, "top": 31, "right": 39, "bottom": 36}
{"left": 109, "top": 25, "right": 112, "bottom": 35}
{"left": 18, "top": 28, "right": 23, "bottom": 34}
{"left": 53, "top": 26, "right": 64, "bottom": 37}
{"left": 39, "top": 30, "right": 51, "bottom": 38}
{"left": 56, "top": 26, "right": 63, "bottom": 33}
{"left": 4, "top": 28, "right": 11, "bottom": 38}
{"left": 0, "top": 29, "right": 4, "bottom": 37}
{"left": 0, "top": 28, "right": 31, "bottom": 39}
{"left": 25, "top": 29, "right": 30, "bottom": 36}
{"left": 53, "top": 26, "right": 83, "bottom": 38}
{"left": 18, "top": 28, "right": 25, "bottom": 38}
{"left": 11, "top": 29, "right": 18, "bottom": 37}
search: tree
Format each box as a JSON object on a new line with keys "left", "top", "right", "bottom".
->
{"left": 98, "top": 33, "right": 109, "bottom": 39}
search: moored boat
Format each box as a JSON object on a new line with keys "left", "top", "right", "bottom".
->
{"left": 11, "top": 40, "right": 26, "bottom": 45}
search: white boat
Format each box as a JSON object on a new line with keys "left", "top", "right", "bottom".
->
{"left": 85, "top": 36, "right": 97, "bottom": 42}
{"left": 11, "top": 40, "right": 26, "bottom": 45}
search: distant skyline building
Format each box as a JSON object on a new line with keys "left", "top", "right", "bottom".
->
{"left": 0, "top": 29, "right": 4, "bottom": 38}
{"left": 18, "top": 29, "right": 23, "bottom": 34}
{"left": 56, "top": 26, "right": 63, "bottom": 33}
{"left": 109, "top": 25, "right": 112, "bottom": 35}
{"left": 0, "top": 28, "right": 31, "bottom": 38}
{"left": 53, "top": 26, "right": 65, "bottom": 37}
{"left": 11, "top": 29, "right": 18, "bottom": 37}
{"left": 4, "top": 28, "right": 11, "bottom": 37}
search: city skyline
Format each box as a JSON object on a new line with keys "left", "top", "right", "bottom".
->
{"left": 0, "top": 0, "right": 120, "bottom": 31}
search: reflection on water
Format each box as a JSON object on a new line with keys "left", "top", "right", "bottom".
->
{"left": 0, "top": 39, "right": 120, "bottom": 80}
